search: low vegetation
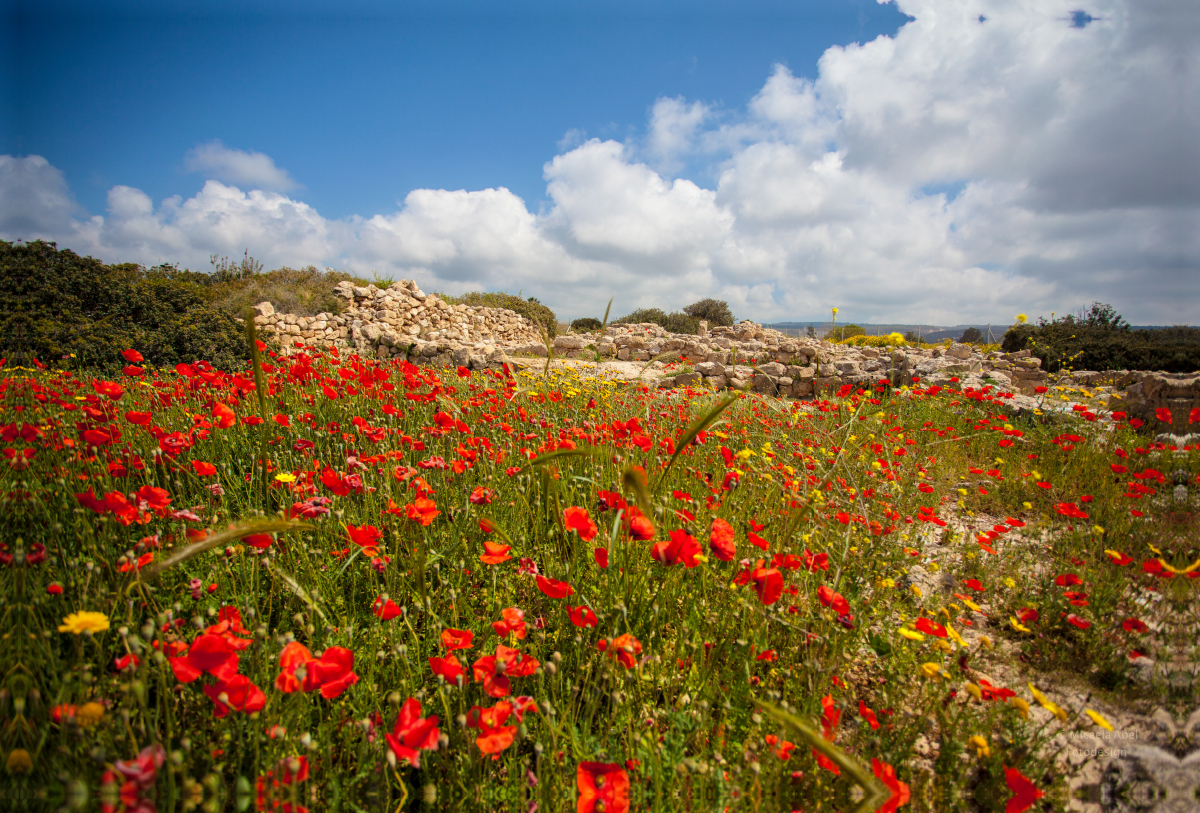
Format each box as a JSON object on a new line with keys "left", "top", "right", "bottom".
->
{"left": 7, "top": 316, "right": 1193, "bottom": 811}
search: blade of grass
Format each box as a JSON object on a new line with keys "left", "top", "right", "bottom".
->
{"left": 652, "top": 393, "right": 739, "bottom": 493}
{"left": 137, "top": 518, "right": 309, "bottom": 583}
{"left": 755, "top": 700, "right": 891, "bottom": 813}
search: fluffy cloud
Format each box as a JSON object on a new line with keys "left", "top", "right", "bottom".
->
{"left": 184, "top": 140, "right": 299, "bottom": 193}
{"left": 2, "top": 0, "right": 1195, "bottom": 325}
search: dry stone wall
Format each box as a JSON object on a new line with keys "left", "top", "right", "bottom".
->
{"left": 557, "top": 321, "right": 1048, "bottom": 398}
{"left": 250, "top": 279, "right": 548, "bottom": 370}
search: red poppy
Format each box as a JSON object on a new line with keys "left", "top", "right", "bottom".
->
{"left": 962, "top": 578, "right": 984, "bottom": 591}
{"left": 709, "top": 518, "right": 736, "bottom": 561}
{"left": 125, "top": 411, "right": 152, "bottom": 425}
{"left": 372, "top": 596, "right": 403, "bottom": 621}
{"left": 472, "top": 645, "right": 540, "bottom": 698}
{"left": 192, "top": 460, "right": 217, "bottom": 476}
{"left": 121, "top": 349, "right": 144, "bottom": 363}
{"left": 203, "top": 674, "right": 266, "bottom": 718}
{"left": 1054, "top": 573, "right": 1083, "bottom": 587}
{"left": 1004, "top": 765, "right": 1045, "bottom": 813}
{"left": 114, "top": 653, "right": 140, "bottom": 672}
{"left": 320, "top": 467, "right": 351, "bottom": 496}
{"left": 386, "top": 698, "right": 440, "bottom": 768}
{"left": 872, "top": 759, "right": 911, "bottom": 813}
{"left": 1155, "top": 407, "right": 1173, "bottom": 424}
{"left": 1066, "top": 614, "right": 1091, "bottom": 630}
{"left": 406, "top": 497, "right": 440, "bottom": 526}
{"left": 650, "top": 529, "right": 701, "bottom": 568}
{"left": 346, "top": 524, "right": 383, "bottom": 557}
{"left": 535, "top": 575, "right": 575, "bottom": 599}
{"left": 564, "top": 506, "right": 599, "bottom": 542}
{"left": 804, "top": 549, "right": 830, "bottom": 572}
{"left": 577, "top": 762, "right": 630, "bottom": 813}
{"left": 819, "top": 694, "right": 840, "bottom": 740}
{"left": 914, "top": 617, "right": 947, "bottom": 638}
{"left": 276, "top": 645, "right": 315, "bottom": 696}
{"left": 469, "top": 486, "right": 494, "bottom": 505}
{"left": 593, "top": 547, "right": 609, "bottom": 568}
{"left": 170, "top": 633, "right": 240, "bottom": 684}
{"left": 480, "top": 541, "right": 512, "bottom": 565}
{"left": 492, "top": 608, "right": 527, "bottom": 640}
{"left": 467, "top": 701, "right": 519, "bottom": 755}
{"left": 752, "top": 567, "right": 783, "bottom": 605}
{"left": 567, "top": 605, "right": 598, "bottom": 628}
{"left": 597, "top": 633, "right": 642, "bottom": 669}
{"left": 817, "top": 585, "right": 851, "bottom": 615}
{"left": 859, "top": 700, "right": 880, "bottom": 730}
{"left": 442, "top": 628, "right": 475, "bottom": 650}
{"left": 1017, "top": 607, "right": 1038, "bottom": 623}
{"left": 212, "top": 402, "right": 236, "bottom": 429}
{"left": 1122, "top": 618, "right": 1149, "bottom": 633}
{"left": 429, "top": 654, "right": 465, "bottom": 685}
{"left": 301, "top": 647, "right": 359, "bottom": 699}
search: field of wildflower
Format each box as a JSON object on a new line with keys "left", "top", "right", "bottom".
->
{"left": 4, "top": 326, "right": 1198, "bottom": 813}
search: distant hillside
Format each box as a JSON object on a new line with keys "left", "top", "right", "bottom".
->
{"left": 766, "top": 322, "right": 1185, "bottom": 342}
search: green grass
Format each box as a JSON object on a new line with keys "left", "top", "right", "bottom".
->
{"left": 3, "top": 347, "right": 1192, "bottom": 812}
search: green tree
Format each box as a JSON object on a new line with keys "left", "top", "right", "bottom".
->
{"left": 960, "top": 327, "right": 983, "bottom": 344}
{"left": 683, "top": 298, "right": 735, "bottom": 327}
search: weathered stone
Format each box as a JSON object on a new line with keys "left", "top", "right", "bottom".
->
{"left": 945, "top": 342, "right": 973, "bottom": 360}
{"left": 752, "top": 374, "right": 778, "bottom": 395}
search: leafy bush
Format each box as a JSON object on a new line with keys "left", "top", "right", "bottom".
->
{"left": 836, "top": 333, "right": 907, "bottom": 348}
{"left": 1002, "top": 303, "right": 1200, "bottom": 373}
{"left": 613, "top": 307, "right": 700, "bottom": 335}
{"left": 1, "top": 240, "right": 249, "bottom": 372}
{"left": 683, "top": 298, "right": 735, "bottom": 327}
{"left": 827, "top": 323, "right": 866, "bottom": 340}
{"left": 441, "top": 291, "right": 558, "bottom": 338}
{"left": 570, "top": 317, "right": 603, "bottom": 332}
{"left": 960, "top": 327, "right": 983, "bottom": 344}
{"left": 207, "top": 264, "right": 376, "bottom": 319}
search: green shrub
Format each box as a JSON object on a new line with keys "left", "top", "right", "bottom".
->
{"left": 960, "top": 327, "right": 983, "bottom": 344}
{"left": 613, "top": 307, "right": 700, "bottom": 335}
{"left": 1001, "top": 303, "right": 1200, "bottom": 373}
{"left": 683, "top": 298, "right": 735, "bottom": 327}
{"left": 207, "top": 264, "right": 376, "bottom": 319}
{"left": 440, "top": 291, "right": 558, "bottom": 338}
{"left": 1, "top": 240, "right": 249, "bottom": 372}
{"left": 570, "top": 317, "right": 603, "bottom": 332}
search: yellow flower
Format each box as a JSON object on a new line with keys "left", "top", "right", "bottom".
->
{"left": 978, "top": 636, "right": 994, "bottom": 650}
{"left": 5, "top": 749, "right": 32, "bottom": 774}
{"left": 1009, "top": 617, "right": 1031, "bottom": 633}
{"left": 910, "top": 584, "right": 924, "bottom": 598}
{"left": 58, "top": 611, "right": 110, "bottom": 635}
{"left": 275, "top": 472, "right": 297, "bottom": 483}
{"left": 1085, "top": 710, "right": 1114, "bottom": 731}
{"left": 1010, "top": 698, "right": 1030, "bottom": 720}
{"left": 831, "top": 307, "right": 839, "bottom": 316}
{"left": 1003, "top": 577, "right": 1016, "bottom": 589}
{"left": 76, "top": 702, "right": 105, "bottom": 727}
{"left": 919, "top": 662, "right": 944, "bottom": 680}
{"left": 964, "top": 683, "right": 983, "bottom": 701}
{"left": 968, "top": 735, "right": 991, "bottom": 758}
{"left": 960, "top": 597, "right": 982, "bottom": 613}
{"left": 1015, "top": 314, "right": 1028, "bottom": 324}
{"left": 1029, "top": 684, "right": 1068, "bottom": 722}
{"left": 945, "top": 624, "right": 967, "bottom": 647}
{"left": 933, "top": 639, "right": 955, "bottom": 654}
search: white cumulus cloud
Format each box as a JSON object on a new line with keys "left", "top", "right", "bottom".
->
{"left": 184, "top": 140, "right": 299, "bottom": 192}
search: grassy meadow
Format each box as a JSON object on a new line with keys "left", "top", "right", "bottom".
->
{"left": 3, "top": 330, "right": 1196, "bottom": 813}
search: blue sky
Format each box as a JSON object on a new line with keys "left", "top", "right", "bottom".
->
{"left": 2, "top": 0, "right": 1196, "bottom": 325}
{"left": 7, "top": 0, "right": 909, "bottom": 219}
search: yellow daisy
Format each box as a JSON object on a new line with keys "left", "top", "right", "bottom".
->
{"left": 58, "top": 611, "right": 110, "bottom": 635}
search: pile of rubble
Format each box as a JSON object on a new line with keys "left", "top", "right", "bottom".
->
{"left": 554, "top": 321, "right": 1049, "bottom": 397}
{"left": 250, "top": 279, "right": 549, "bottom": 371}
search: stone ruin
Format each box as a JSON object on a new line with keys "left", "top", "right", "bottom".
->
{"left": 553, "top": 321, "right": 1049, "bottom": 398}
{"left": 246, "top": 282, "right": 1196, "bottom": 422}
{"left": 250, "top": 279, "right": 549, "bottom": 371}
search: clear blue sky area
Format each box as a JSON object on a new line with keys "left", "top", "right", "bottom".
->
{"left": 4, "top": 0, "right": 911, "bottom": 219}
